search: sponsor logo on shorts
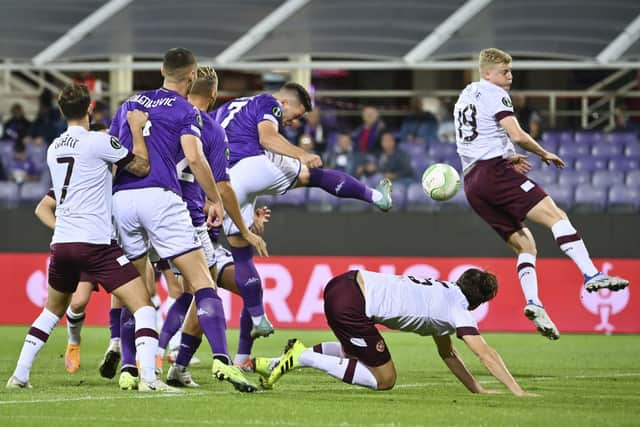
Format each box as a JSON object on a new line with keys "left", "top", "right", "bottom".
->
{"left": 520, "top": 180, "right": 535, "bottom": 192}
{"left": 116, "top": 255, "right": 130, "bottom": 266}
{"left": 110, "top": 136, "right": 122, "bottom": 149}
{"left": 376, "top": 339, "right": 386, "bottom": 353}
{"left": 349, "top": 337, "right": 368, "bottom": 347}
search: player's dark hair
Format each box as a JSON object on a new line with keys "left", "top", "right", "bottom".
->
{"left": 58, "top": 83, "right": 91, "bottom": 120}
{"left": 457, "top": 269, "right": 498, "bottom": 309}
{"left": 90, "top": 122, "right": 108, "bottom": 132}
{"left": 162, "top": 47, "right": 196, "bottom": 80}
{"left": 282, "top": 82, "right": 312, "bottom": 112}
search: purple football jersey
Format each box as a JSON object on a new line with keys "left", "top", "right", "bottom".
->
{"left": 212, "top": 93, "right": 282, "bottom": 166}
{"left": 111, "top": 88, "right": 202, "bottom": 194}
{"left": 178, "top": 112, "right": 230, "bottom": 227}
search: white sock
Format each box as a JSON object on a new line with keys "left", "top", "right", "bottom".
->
{"left": 299, "top": 349, "right": 378, "bottom": 389}
{"left": 551, "top": 219, "right": 598, "bottom": 277}
{"left": 151, "top": 295, "right": 163, "bottom": 330}
{"left": 251, "top": 315, "right": 263, "bottom": 326}
{"left": 109, "top": 337, "right": 121, "bottom": 352}
{"left": 234, "top": 354, "right": 250, "bottom": 365}
{"left": 371, "top": 189, "right": 383, "bottom": 203}
{"left": 66, "top": 307, "right": 85, "bottom": 345}
{"left": 517, "top": 253, "right": 541, "bottom": 306}
{"left": 14, "top": 309, "right": 60, "bottom": 383}
{"left": 133, "top": 306, "right": 160, "bottom": 383}
{"left": 312, "top": 342, "right": 344, "bottom": 357}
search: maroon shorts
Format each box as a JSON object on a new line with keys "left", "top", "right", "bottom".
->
{"left": 49, "top": 242, "right": 139, "bottom": 294}
{"left": 78, "top": 273, "right": 99, "bottom": 292}
{"left": 464, "top": 157, "right": 548, "bottom": 241}
{"left": 323, "top": 271, "right": 391, "bottom": 367}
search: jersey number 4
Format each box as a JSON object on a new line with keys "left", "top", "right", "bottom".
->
{"left": 56, "top": 157, "right": 75, "bottom": 204}
{"left": 456, "top": 104, "right": 478, "bottom": 142}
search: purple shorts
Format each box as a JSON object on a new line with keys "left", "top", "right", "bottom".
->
{"left": 49, "top": 242, "right": 139, "bottom": 294}
{"left": 464, "top": 157, "right": 548, "bottom": 241}
{"left": 324, "top": 271, "right": 391, "bottom": 367}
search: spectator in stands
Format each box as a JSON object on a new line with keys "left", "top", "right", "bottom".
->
{"left": 325, "top": 133, "right": 376, "bottom": 179}
{"left": 437, "top": 98, "right": 456, "bottom": 143}
{"left": 353, "top": 106, "right": 385, "bottom": 153}
{"left": 10, "top": 141, "right": 39, "bottom": 184}
{"left": 25, "top": 89, "right": 65, "bottom": 146}
{"left": 613, "top": 107, "right": 639, "bottom": 133}
{"left": 400, "top": 97, "right": 438, "bottom": 143}
{"left": 377, "top": 132, "right": 415, "bottom": 184}
{"left": 2, "top": 103, "right": 31, "bottom": 142}
{"left": 303, "top": 108, "right": 327, "bottom": 154}
{"left": 513, "top": 95, "right": 542, "bottom": 139}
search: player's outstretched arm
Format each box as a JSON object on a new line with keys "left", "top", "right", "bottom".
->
{"left": 432, "top": 335, "right": 492, "bottom": 394}
{"left": 216, "top": 181, "right": 268, "bottom": 257}
{"left": 500, "top": 116, "right": 565, "bottom": 168}
{"left": 258, "top": 121, "right": 322, "bottom": 168}
{"left": 181, "top": 134, "right": 224, "bottom": 227}
{"left": 34, "top": 194, "right": 57, "bottom": 230}
{"left": 123, "top": 110, "right": 151, "bottom": 177}
{"left": 462, "top": 334, "right": 539, "bottom": 397}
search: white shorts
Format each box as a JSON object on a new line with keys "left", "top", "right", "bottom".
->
{"left": 212, "top": 243, "right": 234, "bottom": 283}
{"left": 170, "top": 224, "right": 215, "bottom": 274}
{"left": 223, "top": 153, "right": 301, "bottom": 235}
{"left": 112, "top": 188, "right": 201, "bottom": 260}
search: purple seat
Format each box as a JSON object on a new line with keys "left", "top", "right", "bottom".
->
{"left": 19, "top": 182, "right": 49, "bottom": 201}
{"left": 558, "top": 170, "right": 591, "bottom": 186}
{"left": 574, "top": 131, "right": 605, "bottom": 145}
{"left": 626, "top": 170, "right": 640, "bottom": 187}
{"left": 608, "top": 187, "right": 640, "bottom": 213}
{"left": 390, "top": 182, "right": 407, "bottom": 210}
{"left": 608, "top": 157, "right": 639, "bottom": 172}
{"left": 574, "top": 158, "right": 607, "bottom": 172}
{"left": 364, "top": 173, "right": 384, "bottom": 188}
{"left": 545, "top": 184, "right": 574, "bottom": 209}
{"left": 26, "top": 144, "right": 47, "bottom": 163}
{"left": 573, "top": 184, "right": 607, "bottom": 212}
{"left": 591, "top": 143, "right": 623, "bottom": 159}
{"left": 542, "top": 131, "right": 573, "bottom": 145}
{"left": 592, "top": 170, "right": 625, "bottom": 188}
{"left": 401, "top": 143, "right": 427, "bottom": 158}
{"left": 271, "top": 189, "right": 306, "bottom": 207}
{"left": 528, "top": 169, "right": 557, "bottom": 186}
{"left": 625, "top": 142, "right": 640, "bottom": 159}
{"left": 406, "top": 182, "right": 440, "bottom": 212}
{"left": 428, "top": 143, "right": 457, "bottom": 161}
{"left": 440, "top": 186, "right": 469, "bottom": 211}
{"left": 306, "top": 188, "right": 336, "bottom": 212}
{"left": 558, "top": 143, "right": 590, "bottom": 159}
{"left": 0, "top": 181, "right": 19, "bottom": 202}
{"left": 441, "top": 155, "right": 462, "bottom": 171}
{"left": 607, "top": 132, "right": 638, "bottom": 145}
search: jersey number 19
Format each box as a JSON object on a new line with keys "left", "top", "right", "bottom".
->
{"left": 456, "top": 104, "right": 478, "bottom": 143}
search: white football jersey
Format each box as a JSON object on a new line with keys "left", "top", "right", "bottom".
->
{"left": 360, "top": 270, "right": 478, "bottom": 337}
{"left": 47, "top": 126, "right": 132, "bottom": 245}
{"left": 454, "top": 79, "right": 516, "bottom": 172}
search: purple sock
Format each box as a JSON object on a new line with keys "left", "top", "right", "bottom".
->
{"left": 175, "top": 333, "right": 202, "bottom": 367}
{"left": 109, "top": 308, "right": 122, "bottom": 339}
{"left": 229, "top": 246, "right": 264, "bottom": 317}
{"left": 308, "top": 168, "right": 372, "bottom": 202}
{"left": 194, "top": 288, "right": 229, "bottom": 359}
{"left": 237, "top": 307, "right": 254, "bottom": 356}
{"left": 120, "top": 308, "right": 136, "bottom": 367}
{"left": 158, "top": 292, "right": 193, "bottom": 349}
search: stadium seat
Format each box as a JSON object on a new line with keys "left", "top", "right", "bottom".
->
{"left": 625, "top": 142, "right": 640, "bottom": 159}
{"left": 528, "top": 169, "right": 557, "bottom": 186}
{"left": 428, "top": 142, "right": 457, "bottom": 161}
{"left": 607, "top": 187, "right": 640, "bottom": 214}
{"left": 401, "top": 143, "right": 427, "bottom": 158}
{"left": 591, "top": 143, "right": 623, "bottom": 159}
{"left": 542, "top": 130, "right": 573, "bottom": 145}
{"left": 574, "top": 131, "right": 605, "bottom": 145}
{"left": 573, "top": 184, "right": 607, "bottom": 213}
{"left": 626, "top": 170, "right": 640, "bottom": 188}
{"left": 390, "top": 182, "right": 408, "bottom": 211}
{"left": 558, "top": 170, "right": 591, "bottom": 186}
{"left": 26, "top": 143, "right": 47, "bottom": 162}
{"left": 405, "top": 182, "right": 440, "bottom": 212}
{"left": 591, "top": 170, "right": 625, "bottom": 188}
{"left": 0, "top": 181, "right": 19, "bottom": 202}
{"left": 558, "top": 143, "right": 590, "bottom": 159}
{"left": 544, "top": 184, "right": 574, "bottom": 210}
{"left": 19, "top": 182, "right": 49, "bottom": 201}
{"left": 607, "top": 131, "right": 638, "bottom": 145}
{"left": 574, "top": 158, "right": 607, "bottom": 172}
{"left": 608, "top": 157, "right": 639, "bottom": 172}
{"left": 306, "top": 188, "right": 337, "bottom": 212}
{"left": 271, "top": 188, "right": 307, "bottom": 207}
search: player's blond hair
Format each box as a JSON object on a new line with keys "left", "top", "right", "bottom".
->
{"left": 190, "top": 66, "right": 218, "bottom": 97}
{"left": 479, "top": 48, "right": 512, "bottom": 72}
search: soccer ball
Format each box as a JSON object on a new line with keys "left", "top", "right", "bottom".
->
{"left": 421, "top": 163, "right": 461, "bottom": 201}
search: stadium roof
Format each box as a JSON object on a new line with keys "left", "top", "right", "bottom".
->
{"left": 1, "top": 0, "right": 640, "bottom": 70}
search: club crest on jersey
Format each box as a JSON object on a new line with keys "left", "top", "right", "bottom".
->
{"left": 502, "top": 97, "right": 513, "bottom": 108}
{"left": 110, "top": 136, "right": 121, "bottom": 149}
{"left": 376, "top": 339, "right": 386, "bottom": 353}
{"left": 225, "top": 147, "right": 230, "bottom": 161}
{"left": 195, "top": 111, "right": 203, "bottom": 128}
{"left": 272, "top": 106, "right": 282, "bottom": 118}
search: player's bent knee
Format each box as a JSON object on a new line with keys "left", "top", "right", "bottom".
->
{"left": 376, "top": 372, "right": 397, "bottom": 391}
{"left": 296, "top": 164, "right": 310, "bottom": 186}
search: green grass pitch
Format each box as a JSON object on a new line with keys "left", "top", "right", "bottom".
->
{"left": 1, "top": 326, "right": 639, "bottom": 427}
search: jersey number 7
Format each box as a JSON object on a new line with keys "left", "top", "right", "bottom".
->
{"left": 56, "top": 157, "right": 75, "bottom": 204}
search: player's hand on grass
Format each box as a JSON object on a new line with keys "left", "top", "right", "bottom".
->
{"left": 243, "top": 230, "right": 269, "bottom": 257}
{"left": 514, "top": 390, "right": 540, "bottom": 397}
{"left": 508, "top": 154, "right": 532, "bottom": 174}
{"left": 301, "top": 152, "right": 323, "bottom": 168}
{"left": 206, "top": 200, "right": 225, "bottom": 228}
{"left": 126, "top": 110, "right": 149, "bottom": 129}
{"left": 252, "top": 206, "right": 271, "bottom": 236}
{"left": 540, "top": 151, "right": 565, "bottom": 169}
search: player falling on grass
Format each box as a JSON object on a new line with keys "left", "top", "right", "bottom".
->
{"left": 6, "top": 83, "right": 170, "bottom": 391}
{"left": 212, "top": 83, "right": 393, "bottom": 359}
{"left": 265, "top": 269, "right": 537, "bottom": 397}
{"left": 109, "top": 48, "right": 257, "bottom": 392}
{"left": 453, "top": 48, "right": 629, "bottom": 340}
